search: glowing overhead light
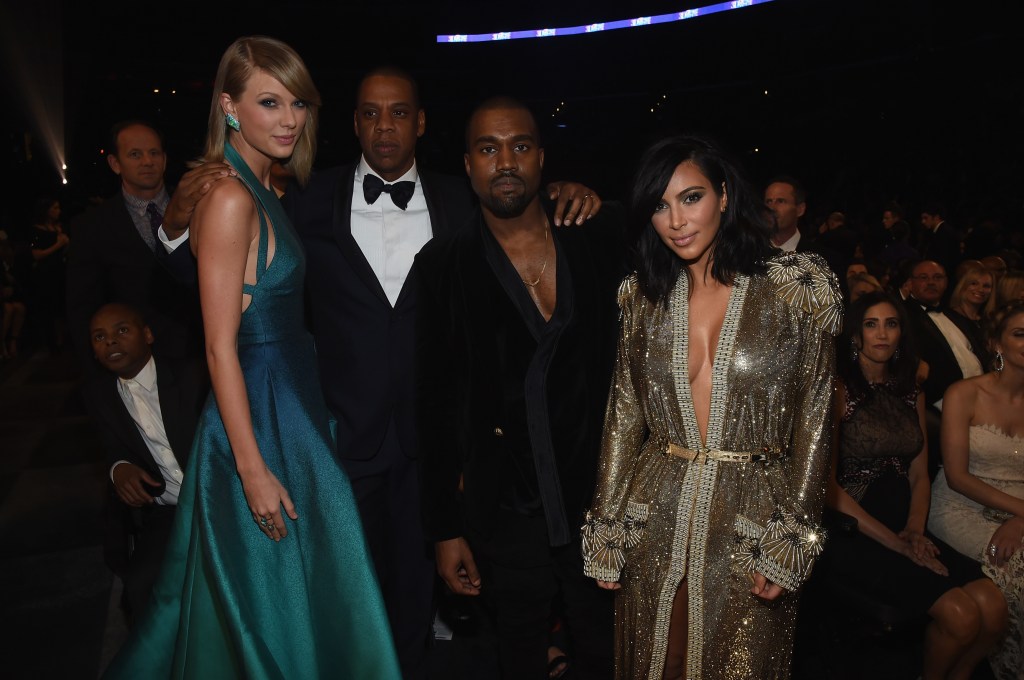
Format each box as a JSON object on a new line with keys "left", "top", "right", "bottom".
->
{"left": 438, "top": 1, "right": 774, "bottom": 43}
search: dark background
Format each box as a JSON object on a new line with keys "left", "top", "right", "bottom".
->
{"left": 2, "top": 0, "right": 1022, "bottom": 234}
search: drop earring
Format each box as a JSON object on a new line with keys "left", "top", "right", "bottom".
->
{"left": 850, "top": 338, "right": 859, "bottom": 362}
{"left": 995, "top": 351, "right": 1004, "bottom": 372}
{"left": 226, "top": 113, "right": 240, "bottom": 131}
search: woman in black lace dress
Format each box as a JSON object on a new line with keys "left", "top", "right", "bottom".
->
{"left": 825, "top": 291, "right": 1007, "bottom": 679}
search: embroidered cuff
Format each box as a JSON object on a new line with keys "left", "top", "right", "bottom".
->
{"left": 734, "top": 508, "right": 826, "bottom": 592}
{"left": 581, "top": 501, "right": 649, "bottom": 582}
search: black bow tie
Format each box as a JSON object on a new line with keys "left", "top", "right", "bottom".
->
{"left": 919, "top": 302, "right": 943, "bottom": 313}
{"left": 363, "top": 174, "right": 415, "bottom": 211}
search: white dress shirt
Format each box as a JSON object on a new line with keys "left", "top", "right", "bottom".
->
{"left": 351, "top": 157, "right": 432, "bottom": 306}
{"left": 109, "top": 357, "right": 184, "bottom": 505}
{"left": 776, "top": 230, "right": 802, "bottom": 252}
{"left": 928, "top": 310, "right": 984, "bottom": 409}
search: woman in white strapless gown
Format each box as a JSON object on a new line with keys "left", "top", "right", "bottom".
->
{"left": 929, "top": 302, "right": 1024, "bottom": 680}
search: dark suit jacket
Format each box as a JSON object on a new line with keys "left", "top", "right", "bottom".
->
{"left": 920, "top": 221, "right": 960, "bottom": 276}
{"left": 84, "top": 356, "right": 208, "bottom": 573}
{"left": 285, "top": 163, "right": 476, "bottom": 462}
{"left": 83, "top": 357, "right": 208, "bottom": 494}
{"left": 66, "top": 193, "right": 202, "bottom": 368}
{"left": 904, "top": 299, "right": 984, "bottom": 406}
{"left": 414, "top": 205, "right": 625, "bottom": 544}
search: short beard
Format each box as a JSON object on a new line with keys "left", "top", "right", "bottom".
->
{"left": 481, "top": 191, "right": 533, "bottom": 218}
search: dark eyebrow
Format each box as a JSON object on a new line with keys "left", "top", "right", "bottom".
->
{"left": 473, "top": 133, "right": 536, "bottom": 146}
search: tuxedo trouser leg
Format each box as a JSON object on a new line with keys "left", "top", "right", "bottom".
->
{"left": 344, "top": 418, "right": 434, "bottom": 680}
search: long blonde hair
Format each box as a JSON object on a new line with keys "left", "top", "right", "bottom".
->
{"left": 198, "top": 36, "right": 321, "bottom": 185}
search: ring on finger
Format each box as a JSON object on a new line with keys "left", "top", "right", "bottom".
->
{"left": 988, "top": 543, "right": 997, "bottom": 556}
{"left": 259, "top": 516, "right": 269, "bottom": 527}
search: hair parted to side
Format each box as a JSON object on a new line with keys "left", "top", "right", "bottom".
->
{"left": 986, "top": 299, "right": 1024, "bottom": 355}
{"left": 197, "top": 35, "right": 322, "bottom": 185}
{"left": 839, "top": 291, "right": 919, "bottom": 398}
{"left": 629, "top": 134, "right": 774, "bottom": 304}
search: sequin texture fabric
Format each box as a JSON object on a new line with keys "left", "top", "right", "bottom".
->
{"left": 582, "top": 252, "right": 841, "bottom": 679}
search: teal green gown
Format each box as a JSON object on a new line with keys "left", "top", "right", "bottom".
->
{"left": 105, "top": 144, "right": 401, "bottom": 679}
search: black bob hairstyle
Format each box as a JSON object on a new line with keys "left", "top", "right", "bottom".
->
{"left": 629, "top": 135, "right": 775, "bottom": 304}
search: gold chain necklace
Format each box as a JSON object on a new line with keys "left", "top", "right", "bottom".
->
{"left": 521, "top": 224, "right": 549, "bottom": 287}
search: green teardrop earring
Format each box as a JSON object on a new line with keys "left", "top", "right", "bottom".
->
{"left": 226, "top": 113, "right": 240, "bottom": 131}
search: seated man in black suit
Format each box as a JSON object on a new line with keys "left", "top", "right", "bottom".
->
{"left": 415, "top": 97, "right": 621, "bottom": 679}
{"left": 905, "top": 259, "right": 986, "bottom": 409}
{"left": 84, "top": 303, "right": 207, "bottom": 622}
{"left": 904, "top": 259, "right": 986, "bottom": 479}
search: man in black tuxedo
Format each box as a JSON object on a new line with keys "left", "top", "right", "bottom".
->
{"left": 66, "top": 121, "right": 203, "bottom": 371}
{"left": 83, "top": 303, "right": 207, "bottom": 622}
{"left": 904, "top": 259, "right": 986, "bottom": 477}
{"left": 905, "top": 259, "right": 985, "bottom": 408}
{"left": 414, "top": 97, "right": 619, "bottom": 679}
{"left": 161, "top": 67, "right": 599, "bottom": 678}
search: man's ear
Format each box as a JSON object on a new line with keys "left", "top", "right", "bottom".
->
{"left": 416, "top": 109, "right": 426, "bottom": 138}
{"left": 464, "top": 153, "right": 471, "bottom": 177}
{"left": 107, "top": 154, "right": 121, "bottom": 175}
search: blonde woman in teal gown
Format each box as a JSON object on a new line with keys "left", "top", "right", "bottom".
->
{"left": 105, "top": 36, "right": 400, "bottom": 679}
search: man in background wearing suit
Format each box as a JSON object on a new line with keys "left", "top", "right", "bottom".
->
{"left": 84, "top": 303, "right": 207, "bottom": 623}
{"left": 66, "top": 121, "right": 203, "bottom": 371}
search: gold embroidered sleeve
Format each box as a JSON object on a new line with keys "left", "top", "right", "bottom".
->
{"left": 746, "top": 253, "right": 841, "bottom": 589}
{"left": 581, "top": 275, "right": 648, "bottom": 582}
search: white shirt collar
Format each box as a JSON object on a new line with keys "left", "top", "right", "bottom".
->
{"left": 119, "top": 355, "right": 157, "bottom": 392}
{"left": 776, "top": 230, "right": 802, "bottom": 252}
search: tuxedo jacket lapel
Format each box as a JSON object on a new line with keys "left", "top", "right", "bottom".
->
{"left": 331, "top": 165, "right": 390, "bottom": 306}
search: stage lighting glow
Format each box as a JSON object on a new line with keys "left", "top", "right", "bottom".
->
{"left": 438, "top": 0, "right": 773, "bottom": 43}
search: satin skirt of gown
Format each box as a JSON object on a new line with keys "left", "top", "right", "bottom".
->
{"left": 105, "top": 143, "right": 401, "bottom": 679}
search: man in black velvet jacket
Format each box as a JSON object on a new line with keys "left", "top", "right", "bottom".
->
{"left": 414, "top": 97, "right": 621, "bottom": 679}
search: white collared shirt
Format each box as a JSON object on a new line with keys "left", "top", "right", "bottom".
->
{"left": 110, "top": 357, "right": 183, "bottom": 505}
{"left": 350, "top": 157, "right": 432, "bottom": 306}
{"left": 776, "top": 230, "right": 802, "bottom": 252}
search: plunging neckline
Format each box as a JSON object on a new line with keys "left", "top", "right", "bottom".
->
{"left": 673, "top": 273, "right": 750, "bottom": 451}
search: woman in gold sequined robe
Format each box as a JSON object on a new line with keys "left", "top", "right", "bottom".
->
{"left": 582, "top": 136, "right": 841, "bottom": 679}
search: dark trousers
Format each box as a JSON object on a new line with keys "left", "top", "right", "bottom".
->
{"left": 343, "top": 419, "right": 435, "bottom": 680}
{"left": 122, "top": 503, "right": 176, "bottom": 623}
{"left": 473, "top": 511, "right": 614, "bottom": 680}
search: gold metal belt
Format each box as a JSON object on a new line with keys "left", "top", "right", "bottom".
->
{"left": 664, "top": 442, "right": 786, "bottom": 464}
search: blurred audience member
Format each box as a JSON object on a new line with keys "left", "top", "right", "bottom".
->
{"left": 982, "top": 255, "right": 1009, "bottom": 286}
{"left": 919, "top": 202, "right": 960, "bottom": 279}
{"left": 929, "top": 302, "right": 1024, "bottom": 680}
{"left": 948, "top": 261, "right": 995, "bottom": 369}
{"left": 986, "top": 270, "right": 1024, "bottom": 318}
{"left": 848, "top": 272, "right": 884, "bottom": 303}
{"left": 0, "top": 229, "right": 27, "bottom": 359}
{"left": 29, "top": 197, "right": 70, "bottom": 353}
